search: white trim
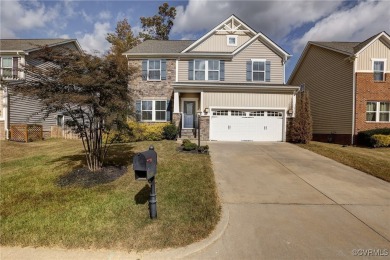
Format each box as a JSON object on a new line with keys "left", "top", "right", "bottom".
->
{"left": 173, "top": 92, "right": 180, "bottom": 113}
{"left": 227, "top": 35, "right": 238, "bottom": 46}
{"left": 175, "top": 59, "right": 178, "bottom": 82}
{"left": 147, "top": 59, "right": 161, "bottom": 81}
{"left": 251, "top": 59, "right": 266, "bottom": 82}
{"left": 181, "top": 15, "right": 257, "bottom": 53}
{"left": 181, "top": 98, "right": 198, "bottom": 129}
{"left": 140, "top": 100, "right": 168, "bottom": 122}
{"left": 208, "top": 106, "right": 287, "bottom": 142}
{"left": 193, "top": 59, "right": 220, "bottom": 81}
{"left": 365, "top": 101, "right": 390, "bottom": 123}
{"left": 200, "top": 91, "right": 204, "bottom": 115}
{"left": 352, "top": 59, "right": 357, "bottom": 144}
{"left": 372, "top": 58, "right": 387, "bottom": 81}
{"left": 355, "top": 32, "right": 390, "bottom": 56}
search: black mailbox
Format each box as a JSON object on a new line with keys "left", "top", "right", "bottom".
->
{"left": 133, "top": 147, "right": 157, "bottom": 181}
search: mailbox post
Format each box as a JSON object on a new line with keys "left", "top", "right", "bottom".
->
{"left": 133, "top": 145, "right": 158, "bottom": 219}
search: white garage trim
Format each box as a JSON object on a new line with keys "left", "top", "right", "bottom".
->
{"left": 209, "top": 106, "right": 287, "bottom": 141}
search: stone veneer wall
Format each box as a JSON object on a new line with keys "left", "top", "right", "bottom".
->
{"left": 0, "top": 121, "right": 5, "bottom": 140}
{"left": 355, "top": 73, "right": 390, "bottom": 134}
{"left": 199, "top": 116, "right": 210, "bottom": 141}
{"left": 128, "top": 59, "right": 177, "bottom": 119}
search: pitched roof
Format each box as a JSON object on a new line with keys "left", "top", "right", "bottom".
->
{"left": 0, "top": 39, "right": 79, "bottom": 52}
{"left": 124, "top": 40, "right": 195, "bottom": 54}
{"left": 310, "top": 42, "right": 359, "bottom": 55}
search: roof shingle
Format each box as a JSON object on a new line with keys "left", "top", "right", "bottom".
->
{"left": 124, "top": 40, "right": 195, "bottom": 54}
{"left": 0, "top": 39, "right": 77, "bottom": 52}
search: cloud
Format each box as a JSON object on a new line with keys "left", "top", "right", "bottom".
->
{"left": 98, "top": 10, "right": 112, "bottom": 20}
{"left": 293, "top": 0, "right": 390, "bottom": 52}
{"left": 0, "top": 0, "right": 59, "bottom": 38}
{"left": 78, "top": 22, "right": 111, "bottom": 55}
{"left": 81, "top": 10, "right": 94, "bottom": 23}
{"left": 172, "top": 0, "right": 343, "bottom": 41}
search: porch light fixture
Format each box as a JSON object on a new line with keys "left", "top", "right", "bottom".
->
{"left": 204, "top": 108, "right": 209, "bottom": 114}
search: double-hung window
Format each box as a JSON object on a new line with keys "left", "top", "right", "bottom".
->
{"left": 208, "top": 60, "right": 219, "bottom": 80}
{"left": 194, "top": 60, "right": 206, "bottom": 80}
{"left": 141, "top": 100, "right": 167, "bottom": 121}
{"left": 252, "top": 60, "right": 265, "bottom": 82}
{"left": 148, "top": 60, "right": 161, "bottom": 80}
{"left": 1, "top": 57, "right": 12, "bottom": 78}
{"left": 373, "top": 60, "right": 385, "bottom": 81}
{"left": 366, "top": 101, "right": 390, "bottom": 122}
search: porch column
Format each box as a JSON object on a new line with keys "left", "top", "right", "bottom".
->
{"left": 174, "top": 91, "right": 180, "bottom": 113}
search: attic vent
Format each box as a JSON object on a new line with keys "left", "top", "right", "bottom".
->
{"left": 227, "top": 35, "right": 237, "bottom": 46}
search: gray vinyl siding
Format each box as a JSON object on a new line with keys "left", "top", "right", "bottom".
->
{"left": 192, "top": 33, "right": 251, "bottom": 53}
{"left": 357, "top": 39, "right": 390, "bottom": 71}
{"left": 204, "top": 92, "right": 293, "bottom": 110}
{"left": 289, "top": 45, "right": 353, "bottom": 134}
{"left": 178, "top": 39, "right": 284, "bottom": 83}
{"left": 9, "top": 94, "right": 58, "bottom": 131}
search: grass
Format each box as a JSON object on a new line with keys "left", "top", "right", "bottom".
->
{"left": 0, "top": 139, "right": 220, "bottom": 251}
{"left": 296, "top": 141, "right": 390, "bottom": 182}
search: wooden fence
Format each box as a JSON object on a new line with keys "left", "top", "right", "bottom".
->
{"left": 10, "top": 124, "right": 43, "bottom": 142}
{"left": 51, "top": 126, "right": 80, "bottom": 140}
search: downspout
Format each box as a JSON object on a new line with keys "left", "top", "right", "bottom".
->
{"left": 351, "top": 56, "right": 357, "bottom": 145}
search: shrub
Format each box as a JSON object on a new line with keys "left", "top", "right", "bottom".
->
{"left": 290, "top": 91, "right": 313, "bottom": 144}
{"left": 128, "top": 121, "right": 169, "bottom": 141}
{"left": 181, "top": 139, "right": 191, "bottom": 146}
{"left": 197, "top": 145, "right": 209, "bottom": 153}
{"left": 357, "top": 128, "right": 390, "bottom": 146}
{"left": 183, "top": 142, "right": 197, "bottom": 151}
{"left": 163, "top": 124, "right": 178, "bottom": 140}
{"left": 371, "top": 134, "right": 390, "bottom": 148}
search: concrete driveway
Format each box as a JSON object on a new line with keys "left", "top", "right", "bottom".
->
{"left": 189, "top": 142, "right": 390, "bottom": 259}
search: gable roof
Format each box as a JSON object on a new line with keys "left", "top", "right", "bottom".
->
{"left": 288, "top": 31, "right": 390, "bottom": 84}
{"left": 0, "top": 39, "right": 82, "bottom": 53}
{"left": 124, "top": 40, "right": 195, "bottom": 54}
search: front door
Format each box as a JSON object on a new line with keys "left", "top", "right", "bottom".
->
{"left": 183, "top": 101, "right": 195, "bottom": 128}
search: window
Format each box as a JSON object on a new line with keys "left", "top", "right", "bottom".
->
{"left": 366, "top": 101, "right": 390, "bottom": 122}
{"left": 141, "top": 100, "right": 166, "bottom": 121}
{"left": 267, "top": 111, "right": 283, "bottom": 117}
{"left": 1, "top": 57, "right": 12, "bottom": 78}
{"left": 56, "top": 115, "right": 64, "bottom": 126}
{"left": 194, "top": 60, "right": 206, "bottom": 80}
{"left": 212, "top": 110, "right": 228, "bottom": 116}
{"left": 231, "top": 110, "right": 246, "bottom": 116}
{"left": 148, "top": 60, "right": 161, "bottom": 80}
{"left": 373, "top": 60, "right": 385, "bottom": 81}
{"left": 227, "top": 35, "right": 237, "bottom": 46}
{"left": 208, "top": 60, "right": 220, "bottom": 81}
{"left": 249, "top": 111, "right": 265, "bottom": 117}
{"left": 253, "top": 60, "right": 265, "bottom": 81}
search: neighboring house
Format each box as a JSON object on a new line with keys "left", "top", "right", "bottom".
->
{"left": 0, "top": 39, "right": 82, "bottom": 140}
{"left": 124, "top": 15, "right": 299, "bottom": 141}
{"left": 289, "top": 32, "right": 390, "bottom": 145}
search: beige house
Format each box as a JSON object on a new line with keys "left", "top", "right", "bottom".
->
{"left": 0, "top": 39, "right": 82, "bottom": 140}
{"left": 124, "top": 15, "right": 299, "bottom": 141}
{"left": 289, "top": 32, "right": 390, "bottom": 144}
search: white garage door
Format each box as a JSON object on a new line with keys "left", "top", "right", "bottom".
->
{"left": 210, "top": 109, "right": 284, "bottom": 141}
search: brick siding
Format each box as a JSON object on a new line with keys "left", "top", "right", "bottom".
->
{"left": 355, "top": 72, "right": 390, "bottom": 134}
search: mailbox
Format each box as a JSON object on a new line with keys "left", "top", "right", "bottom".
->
{"left": 133, "top": 146, "right": 157, "bottom": 181}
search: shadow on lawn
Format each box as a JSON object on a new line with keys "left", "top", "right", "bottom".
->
{"left": 53, "top": 143, "right": 136, "bottom": 188}
{"left": 134, "top": 184, "right": 150, "bottom": 204}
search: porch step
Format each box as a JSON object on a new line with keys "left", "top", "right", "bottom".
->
{"left": 180, "top": 129, "right": 197, "bottom": 139}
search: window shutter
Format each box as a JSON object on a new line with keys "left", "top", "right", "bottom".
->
{"left": 13, "top": 57, "right": 18, "bottom": 78}
{"left": 166, "top": 100, "right": 171, "bottom": 121}
{"left": 265, "top": 61, "right": 271, "bottom": 82}
{"left": 188, "top": 60, "right": 194, "bottom": 80}
{"left": 220, "top": 60, "right": 225, "bottom": 81}
{"left": 246, "top": 61, "right": 252, "bottom": 81}
{"left": 136, "top": 100, "right": 141, "bottom": 121}
{"left": 161, "top": 59, "right": 166, "bottom": 80}
{"left": 142, "top": 60, "right": 147, "bottom": 81}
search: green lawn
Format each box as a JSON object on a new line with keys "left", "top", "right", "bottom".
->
{"left": 0, "top": 139, "right": 220, "bottom": 250}
{"left": 296, "top": 141, "right": 390, "bottom": 182}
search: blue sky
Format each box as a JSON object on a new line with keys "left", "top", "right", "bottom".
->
{"left": 1, "top": 0, "right": 389, "bottom": 79}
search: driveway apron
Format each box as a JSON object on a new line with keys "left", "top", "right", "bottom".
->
{"left": 189, "top": 142, "right": 390, "bottom": 259}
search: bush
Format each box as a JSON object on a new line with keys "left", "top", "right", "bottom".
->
{"left": 357, "top": 128, "right": 390, "bottom": 146}
{"left": 128, "top": 121, "right": 169, "bottom": 141}
{"left": 371, "top": 134, "right": 390, "bottom": 148}
{"left": 290, "top": 91, "right": 312, "bottom": 144}
{"left": 183, "top": 142, "right": 197, "bottom": 151}
{"left": 197, "top": 145, "right": 209, "bottom": 153}
{"left": 163, "top": 124, "right": 178, "bottom": 140}
{"left": 181, "top": 139, "right": 192, "bottom": 146}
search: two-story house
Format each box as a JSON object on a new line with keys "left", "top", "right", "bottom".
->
{"left": 0, "top": 39, "right": 82, "bottom": 140}
{"left": 124, "top": 15, "right": 299, "bottom": 141}
{"left": 289, "top": 32, "right": 390, "bottom": 145}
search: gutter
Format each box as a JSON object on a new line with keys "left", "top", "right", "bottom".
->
{"left": 123, "top": 53, "right": 233, "bottom": 59}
